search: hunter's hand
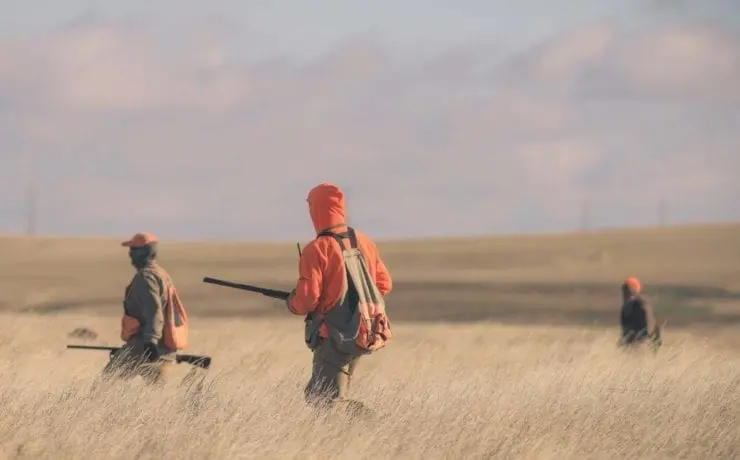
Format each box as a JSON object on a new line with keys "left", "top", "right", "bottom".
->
{"left": 285, "top": 288, "right": 297, "bottom": 312}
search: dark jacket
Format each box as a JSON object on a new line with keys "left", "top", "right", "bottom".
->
{"left": 620, "top": 283, "right": 657, "bottom": 343}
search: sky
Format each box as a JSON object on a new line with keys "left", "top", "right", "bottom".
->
{"left": 1, "top": 0, "right": 739, "bottom": 241}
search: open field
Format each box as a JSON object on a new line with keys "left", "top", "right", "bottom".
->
{"left": 1, "top": 222, "right": 738, "bottom": 326}
{"left": 0, "top": 223, "right": 738, "bottom": 458}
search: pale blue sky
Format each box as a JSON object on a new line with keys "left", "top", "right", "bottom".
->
{"left": 2, "top": 0, "right": 734, "bottom": 58}
{"left": 1, "top": 0, "right": 739, "bottom": 240}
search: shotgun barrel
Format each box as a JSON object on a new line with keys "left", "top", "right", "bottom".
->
{"left": 202, "top": 277, "right": 290, "bottom": 300}
{"left": 66, "top": 345, "right": 212, "bottom": 369}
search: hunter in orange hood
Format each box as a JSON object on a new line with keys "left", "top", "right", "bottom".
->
{"left": 287, "top": 182, "right": 393, "bottom": 410}
{"left": 288, "top": 182, "right": 392, "bottom": 316}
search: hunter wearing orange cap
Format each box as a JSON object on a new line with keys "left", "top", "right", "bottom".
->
{"left": 102, "top": 231, "right": 189, "bottom": 385}
{"left": 286, "top": 183, "right": 393, "bottom": 411}
{"left": 619, "top": 276, "right": 661, "bottom": 351}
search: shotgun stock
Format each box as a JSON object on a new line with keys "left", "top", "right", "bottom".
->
{"left": 66, "top": 345, "right": 212, "bottom": 369}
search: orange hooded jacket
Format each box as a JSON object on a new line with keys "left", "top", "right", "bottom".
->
{"left": 287, "top": 183, "right": 392, "bottom": 338}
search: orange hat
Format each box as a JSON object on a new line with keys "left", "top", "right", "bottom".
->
{"left": 623, "top": 276, "right": 641, "bottom": 293}
{"left": 121, "top": 232, "right": 158, "bottom": 248}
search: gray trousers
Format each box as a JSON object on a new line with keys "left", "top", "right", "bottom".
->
{"left": 304, "top": 340, "right": 361, "bottom": 406}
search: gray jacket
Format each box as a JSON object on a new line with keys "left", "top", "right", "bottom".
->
{"left": 123, "top": 263, "right": 175, "bottom": 357}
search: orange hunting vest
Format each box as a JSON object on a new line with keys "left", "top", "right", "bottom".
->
{"left": 120, "top": 265, "right": 188, "bottom": 351}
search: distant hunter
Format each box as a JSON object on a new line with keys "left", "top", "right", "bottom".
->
{"left": 618, "top": 276, "right": 661, "bottom": 351}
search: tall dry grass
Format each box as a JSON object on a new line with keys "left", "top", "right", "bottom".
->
{"left": 0, "top": 224, "right": 738, "bottom": 458}
{"left": 1, "top": 313, "right": 737, "bottom": 459}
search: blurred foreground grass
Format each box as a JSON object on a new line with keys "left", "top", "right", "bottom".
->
{"left": 0, "top": 313, "right": 737, "bottom": 459}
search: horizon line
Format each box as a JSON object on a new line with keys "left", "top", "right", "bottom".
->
{"left": 0, "top": 220, "right": 737, "bottom": 246}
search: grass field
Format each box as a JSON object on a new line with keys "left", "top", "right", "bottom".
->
{"left": 2, "top": 222, "right": 738, "bottom": 325}
{"left": 0, "top": 222, "right": 738, "bottom": 458}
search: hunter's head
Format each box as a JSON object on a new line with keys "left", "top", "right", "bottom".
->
{"left": 306, "top": 182, "right": 346, "bottom": 234}
{"left": 621, "top": 276, "right": 641, "bottom": 299}
{"left": 121, "top": 231, "right": 158, "bottom": 269}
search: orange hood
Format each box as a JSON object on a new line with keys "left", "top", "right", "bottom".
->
{"left": 624, "top": 276, "right": 641, "bottom": 294}
{"left": 621, "top": 276, "right": 641, "bottom": 301}
{"left": 307, "top": 183, "right": 346, "bottom": 234}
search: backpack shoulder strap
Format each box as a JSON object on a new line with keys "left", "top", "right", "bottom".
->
{"left": 347, "top": 227, "right": 358, "bottom": 249}
{"left": 317, "top": 227, "right": 358, "bottom": 250}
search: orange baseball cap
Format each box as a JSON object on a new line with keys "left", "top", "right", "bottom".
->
{"left": 623, "top": 276, "right": 641, "bottom": 293}
{"left": 121, "top": 232, "right": 158, "bottom": 248}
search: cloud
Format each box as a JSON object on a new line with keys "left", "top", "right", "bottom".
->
{"left": 596, "top": 24, "right": 740, "bottom": 103}
{"left": 512, "top": 22, "right": 617, "bottom": 86}
{"left": 4, "top": 22, "right": 251, "bottom": 114}
{"left": 0, "top": 16, "right": 738, "bottom": 239}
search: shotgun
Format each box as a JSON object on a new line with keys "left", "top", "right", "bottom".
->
{"left": 202, "top": 277, "right": 291, "bottom": 300}
{"left": 66, "top": 345, "right": 212, "bottom": 369}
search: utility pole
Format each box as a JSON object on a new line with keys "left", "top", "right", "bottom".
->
{"left": 26, "top": 178, "right": 36, "bottom": 236}
{"left": 24, "top": 152, "right": 37, "bottom": 237}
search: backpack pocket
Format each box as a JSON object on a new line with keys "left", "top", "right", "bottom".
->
{"left": 357, "top": 310, "right": 392, "bottom": 352}
{"left": 325, "top": 306, "right": 364, "bottom": 356}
